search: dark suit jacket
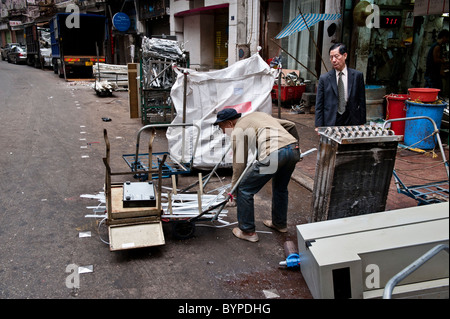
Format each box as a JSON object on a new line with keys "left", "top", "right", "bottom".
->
{"left": 315, "top": 67, "right": 366, "bottom": 127}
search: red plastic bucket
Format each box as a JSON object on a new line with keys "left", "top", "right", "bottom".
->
{"left": 386, "top": 94, "right": 410, "bottom": 137}
{"left": 408, "top": 88, "right": 440, "bottom": 102}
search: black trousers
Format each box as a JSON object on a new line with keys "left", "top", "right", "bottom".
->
{"left": 335, "top": 106, "right": 351, "bottom": 126}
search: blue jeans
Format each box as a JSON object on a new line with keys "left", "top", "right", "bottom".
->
{"left": 236, "top": 143, "right": 300, "bottom": 233}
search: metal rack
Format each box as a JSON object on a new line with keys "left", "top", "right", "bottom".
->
{"left": 140, "top": 57, "right": 186, "bottom": 125}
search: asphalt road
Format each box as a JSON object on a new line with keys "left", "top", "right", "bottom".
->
{"left": 0, "top": 61, "right": 314, "bottom": 303}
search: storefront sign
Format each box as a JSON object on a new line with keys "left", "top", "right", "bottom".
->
{"left": 9, "top": 21, "right": 22, "bottom": 27}
{"left": 113, "top": 12, "right": 131, "bottom": 32}
{"left": 414, "top": 0, "right": 449, "bottom": 16}
{"left": 428, "top": 0, "right": 449, "bottom": 15}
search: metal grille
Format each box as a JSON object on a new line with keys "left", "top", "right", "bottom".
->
{"left": 141, "top": 89, "right": 174, "bottom": 125}
{"left": 311, "top": 125, "right": 402, "bottom": 222}
{"left": 320, "top": 125, "right": 397, "bottom": 143}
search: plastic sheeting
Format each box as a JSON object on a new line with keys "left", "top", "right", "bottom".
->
{"left": 40, "top": 48, "right": 52, "bottom": 66}
{"left": 141, "top": 36, "right": 185, "bottom": 61}
{"left": 167, "top": 53, "right": 277, "bottom": 169}
{"left": 140, "top": 37, "right": 186, "bottom": 89}
{"left": 40, "top": 30, "right": 52, "bottom": 66}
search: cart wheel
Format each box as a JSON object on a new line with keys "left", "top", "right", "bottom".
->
{"left": 172, "top": 220, "right": 195, "bottom": 240}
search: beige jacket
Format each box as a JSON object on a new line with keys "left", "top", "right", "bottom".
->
{"left": 230, "top": 112, "right": 299, "bottom": 189}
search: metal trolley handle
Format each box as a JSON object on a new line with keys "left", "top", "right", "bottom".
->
{"left": 383, "top": 116, "right": 449, "bottom": 179}
{"left": 133, "top": 122, "right": 201, "bottom": 171}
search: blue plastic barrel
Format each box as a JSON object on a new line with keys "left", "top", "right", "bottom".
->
{"left": 404, "top": 100, "right": 447, "bottom": 149}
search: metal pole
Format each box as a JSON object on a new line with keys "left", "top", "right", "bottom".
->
{"left": 203, "top": 143, "right": 232, "bottom": 187}
{"left": 383, "top": 116, "right": 449, "bottom": 179}
{"left": 190, "top": 153, "right": 257, "bottom": 222}
{"left": 278, "top": 70, "right": 282, "bottom": 119}
{"left": 182, "top": 70, "right": 188, "bottom": 162}
{"left": 270, "top": 38, "right": 318, "bottom": 79}
{"left": 182, "top": 70, "right": 188, "bottom": 122}
{"left": 96, "top": 42, "right": 101, "bottom": 82}
{"left": 146, "top": 62, "right": 174, "bottom": 87}
{"left": 383, "top": 244, "right": 449, "bottom": 299}
{"left": 298, "top": 8, "right": 328, "bottom": 73}
{"left": 210, "top": 153, "right": 258, "bottom": 221}
{"left": 178, "top": 143, "right": 232, "bottom": 194}
{"left": 133, "top": 123, "right": 201, "bottom": 171}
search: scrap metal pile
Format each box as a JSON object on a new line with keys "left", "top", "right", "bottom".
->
{"left": 39, "top": 29, "right": 52, "bottom": 67}
{"left": 140, "top": 37, "right": 188, "bottom": 124}
{"left": 92, "top": 63, "right": 127, "bottom": 96}
{"left": 141, "top": 37, "right": 185, "bottom": 61}
{"left": 140, "top": 37, "right": 187, "bottom": 89}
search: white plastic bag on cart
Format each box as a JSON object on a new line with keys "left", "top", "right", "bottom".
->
{"left": 167, "top": 53, "right": 277, "bottom": 169}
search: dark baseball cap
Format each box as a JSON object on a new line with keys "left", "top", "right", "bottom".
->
{"left": 214, "top": 108, "right": 242, "bottom": 125}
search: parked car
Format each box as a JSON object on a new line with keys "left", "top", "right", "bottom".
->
{"left": 7, "top": 46, "right": 27, "bottom": 64}
{"left": 1, "top": 43, "right": 20, "bottom": 61}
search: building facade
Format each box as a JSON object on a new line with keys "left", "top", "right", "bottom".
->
{"left": 1, "top": 0, "right": 448, "bottom": 96}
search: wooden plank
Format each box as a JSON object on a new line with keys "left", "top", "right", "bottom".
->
{"left": 128, "top": 63, "right": 139, "bottom": 118}
{"left": 109, "top": 222, "right": 165, "bottom": 251}
{"left": 107, "top": 216, "right": 160, "bottom": 226}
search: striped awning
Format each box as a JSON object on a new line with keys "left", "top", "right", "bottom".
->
{"left": 275, "top": 13, "right": 341, "bottom": 39}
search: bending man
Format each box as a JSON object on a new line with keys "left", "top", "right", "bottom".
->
{"left": 214, "top": 109, "right": 300, "bottom": 243}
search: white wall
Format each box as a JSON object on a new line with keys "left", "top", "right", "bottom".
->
{"left": 183, "top": 14, "right": 215, "bottom": 69}
{"left": 169, "top": 0, "right": 261, "bottom": 69}
{"left": 321, "top": 0, "right": 343, "bottom": 74}
{"left": 183, "top": 15, "right": 202, "bottom": 68}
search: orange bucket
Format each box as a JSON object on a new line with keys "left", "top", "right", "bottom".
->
{"left": 408, "top": 88, "right": 440, "bottom": 102}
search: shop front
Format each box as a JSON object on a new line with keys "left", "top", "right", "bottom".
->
{"left": 347, "top": 0, "right": 449, "bottom": 98}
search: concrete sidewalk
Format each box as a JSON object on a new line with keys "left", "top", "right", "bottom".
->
{"left": 273, "top": 106, "right": 450, "bottom": 212}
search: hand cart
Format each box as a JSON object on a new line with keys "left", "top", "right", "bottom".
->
{"left": 102, "top": 128, "right": 167, "bottom": 250}
{"left": 383, "top": 116, "right": 449, "bottom": 205}
{"left": 101, "top": 123, "right": 237, "bottom": 245}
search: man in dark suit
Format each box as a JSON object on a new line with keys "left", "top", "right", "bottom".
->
{"left": 315, "top": 43, "right": 366, "bottom": 128}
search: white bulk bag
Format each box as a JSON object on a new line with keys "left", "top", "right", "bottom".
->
{"left": 167, "top": 53, "right": 277, "bottom": 169}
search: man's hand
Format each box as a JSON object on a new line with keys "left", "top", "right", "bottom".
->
{"left": 226, "top": 193, "right": 237, "bottom": 207}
